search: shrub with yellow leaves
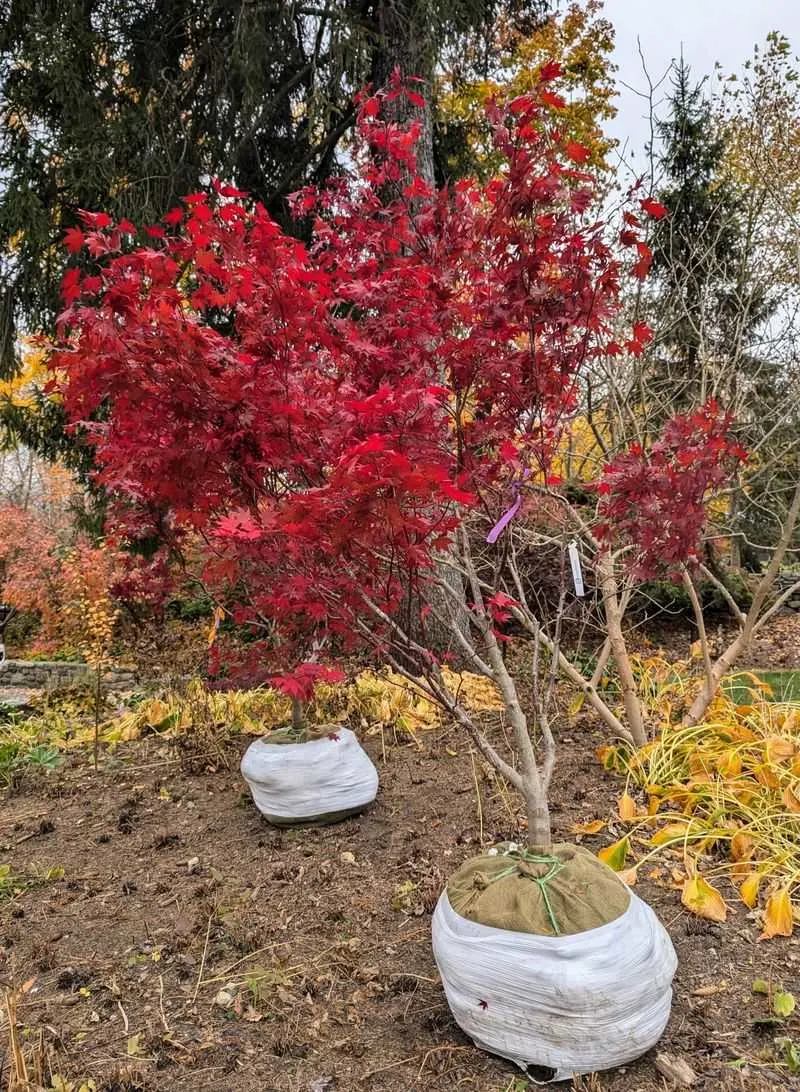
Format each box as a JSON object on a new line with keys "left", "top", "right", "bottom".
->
{"left": 103, "top": 668, "right": 504, "bottom": 754}
{"left": 596, "top": 658, "right": 800, "bottom": 939}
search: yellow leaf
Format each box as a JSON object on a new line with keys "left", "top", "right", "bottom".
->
{"left": 617, "top": 792, "right": 638, "bottom": 822}
{"left": 717, "top": 750, "right": 742, "bottom": 778}
{"left": 783, "top": 784, "right": 800, "bottom": 814}
{"left": 651, "top": 820, "right": 693, "bottom": 846}
{"left": 681, "top": 875, "right": 728, "bottom": 923}
{"left": 595, "top": 745, "right": 620, "bottom": 770}
{"left": 570, "top": 818, "right": 606, "bottom": 835}
{"left": 567, "top": 692, "right": 586, "bottom": 717}
{"left": 730, "top": 832, "right": 754, "bottom": 862}
{"left": 760, "top": 887, "right": 794, "bottom": 940}
{"left": 735, "top": 704, "right": 755, "bottom": 716}
{"left": 207, "top": 605, "right": 225, "bottom": 648}
{"left": 766, "top": 737, "right": 796, "bottom": 764}
{"left": 739, "top": 872, "right": 761, "bottom": 909}
{"left": 689, "top": 640, "right": 703, "bottom": 660}
{"left": 597, "top": 836, "right": 629, "bottom": 871}
{"left": 754, "top": 763, "right": 780, "bottom": 790}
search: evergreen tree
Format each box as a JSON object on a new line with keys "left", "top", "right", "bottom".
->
{"left": 648, "top": 59, "right": 781, "bottom": 569}
{"left": 649, "top": 59, "right": 773, "bottom": 406}
{"left": 0, "top": 1, "right": 550, "bottom": 379}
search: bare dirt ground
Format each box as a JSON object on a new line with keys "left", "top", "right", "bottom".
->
{"left": 2, "top": 710, "right": 799, "bottom": 1092}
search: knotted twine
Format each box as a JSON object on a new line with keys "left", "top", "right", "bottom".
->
{"left": 446, "top": 842, "right": 630, "bottom": 937}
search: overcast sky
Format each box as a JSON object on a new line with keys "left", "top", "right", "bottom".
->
{"left": 602, "top": 0, "right": 800, "bottom": 163}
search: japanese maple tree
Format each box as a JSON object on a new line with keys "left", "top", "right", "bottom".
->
{"left": 51, "top": 71, "right": 741, "bottom": 842}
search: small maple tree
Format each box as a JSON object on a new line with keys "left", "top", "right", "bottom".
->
{"left": 51, "top": 71, "right": 742, "bottom": 841}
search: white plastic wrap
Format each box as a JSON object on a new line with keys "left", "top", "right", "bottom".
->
{"left": 241, "top": 727, "right": 378, "bottom": 824}
{"left": 431, "top": 886, "right": 677, "bottom": 1083}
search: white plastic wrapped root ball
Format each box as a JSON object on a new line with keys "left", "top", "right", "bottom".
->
{"left": 241, "top": 725, "right": 378, "bottom": 825}
{"left": 431, "top": 843, "right": 677, "bottom": 1084}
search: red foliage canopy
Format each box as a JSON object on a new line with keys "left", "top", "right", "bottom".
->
{"left": 51, "top": 73, "right": 739, "bottom": 695}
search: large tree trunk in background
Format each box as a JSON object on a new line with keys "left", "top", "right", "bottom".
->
{"left": 371, "top": 0, "right": 436, "bottom": 183}
{"left": 372, "top": 0, "right": 471, "bottom": 660}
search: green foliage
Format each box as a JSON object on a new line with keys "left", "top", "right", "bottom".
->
{"left": 779, "top": 1037, "right": 800, "bottom": 1074}
{"left": 3, "top": 607, "right": 40, "bottom": 648}
{"left": 724, "top": 670, "right": 800, "bottom": 705}
{"left": 0, "top": 711, "right": 63, "bottom": 785}
{"left": 0, "top": 861, "right": 64, "bottom": 902}
{"left": 631, "top": 574, "right": 753, "bottom": 620}
{"left": 166, "top": 594, "right": 215, "bottom": 623}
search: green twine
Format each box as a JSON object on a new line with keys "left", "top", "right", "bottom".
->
{"left": 487, "top": 848, "right": 566, "bottom": 936}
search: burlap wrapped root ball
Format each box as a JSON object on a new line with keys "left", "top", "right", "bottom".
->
{"left": 431, "top": 843, "right": 677, "bottom": 1084}
{"left": 240, "top": 725, "right": 378, "bottom": 825}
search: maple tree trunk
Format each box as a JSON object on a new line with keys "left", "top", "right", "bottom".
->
{"left": 598, "top": 552, "right": 646, "bottom": 747}
{"left": 291, "top": 698, "right": 304, "bottom": 733}
{"left": 524, "top": 783, "right": 552, "bottom": 849}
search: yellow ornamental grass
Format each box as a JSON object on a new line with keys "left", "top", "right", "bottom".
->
{"left": 598, "top": 665, "right": 800, "bottom": 938}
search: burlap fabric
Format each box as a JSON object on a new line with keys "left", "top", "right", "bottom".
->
{"left": 260, "top": 723, "right": 340, "bottom": 745}
{"left": 446, "top": 842, "right": 630, "bottom": 937}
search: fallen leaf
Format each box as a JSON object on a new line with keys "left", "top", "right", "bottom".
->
{"left": 570, "top": 818, "right": 606, "bottom": 835}
{"left": 783, "top": 784, "right": 800, "bottom": 814}
{"left": 692, "top": 982, "right": 726, "bottom": 997}
{"left": 618, "top": 867, "right": 638, "bottom": 886}
{"left": 655, "top": 1052, "right": 697, "bottom": 1087}
{"left": 773, "top": 990, "right": 796, "bottom": 1018}
{"left": 751, "top": 978, "right": 769, "bottom": 995}
{"left": 617, "top": 792, "right": 639, "bottom": 822}
{"left": 760, "top": 887, "right": 793, "bottom": 940}
{"left": 717, "top": 750, "right": 742, "bottom": 777}
{"left": 740, "top": 873, "right": 761, "bottom": 909}
{"left": 681, "top": 875, "right": 727, "bottom": 923}
{"left": 597, "top": 836, "right": 629, "bottom": 872}
{"left": 127, "top": 1034, "right": 142, "bottom": 1057}
{"left": 730, "top": 832, "right": 754, "bottom": 862}
{"left": 766, "top": 737, "right": 796, "bottom": 764}
{"left": 753, "top": 763, "right": 780, "bottom": 790}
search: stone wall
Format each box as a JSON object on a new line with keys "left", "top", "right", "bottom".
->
{"left": 0, "top": 659, "right": 138, "bottom": 691}
{"left": 773, "top": 573, "right": 800, "bottom": 613}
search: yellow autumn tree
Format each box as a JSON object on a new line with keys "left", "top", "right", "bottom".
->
{"left": 718, "top": 33, "right": 800, "bottom": 285}
{"left": 437, "top": 1, "right": 617, "bottom": 178}
{"left": 0, "top": 336, "right": 51, "bottom": 408}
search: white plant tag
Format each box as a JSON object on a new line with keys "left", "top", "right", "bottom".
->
{"left": 568, "top": 540, "right": 585, "bottom": 597}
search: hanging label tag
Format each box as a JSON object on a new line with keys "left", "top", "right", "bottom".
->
{"left": 568, "top": 540, "right": 585, "bottom": 597}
